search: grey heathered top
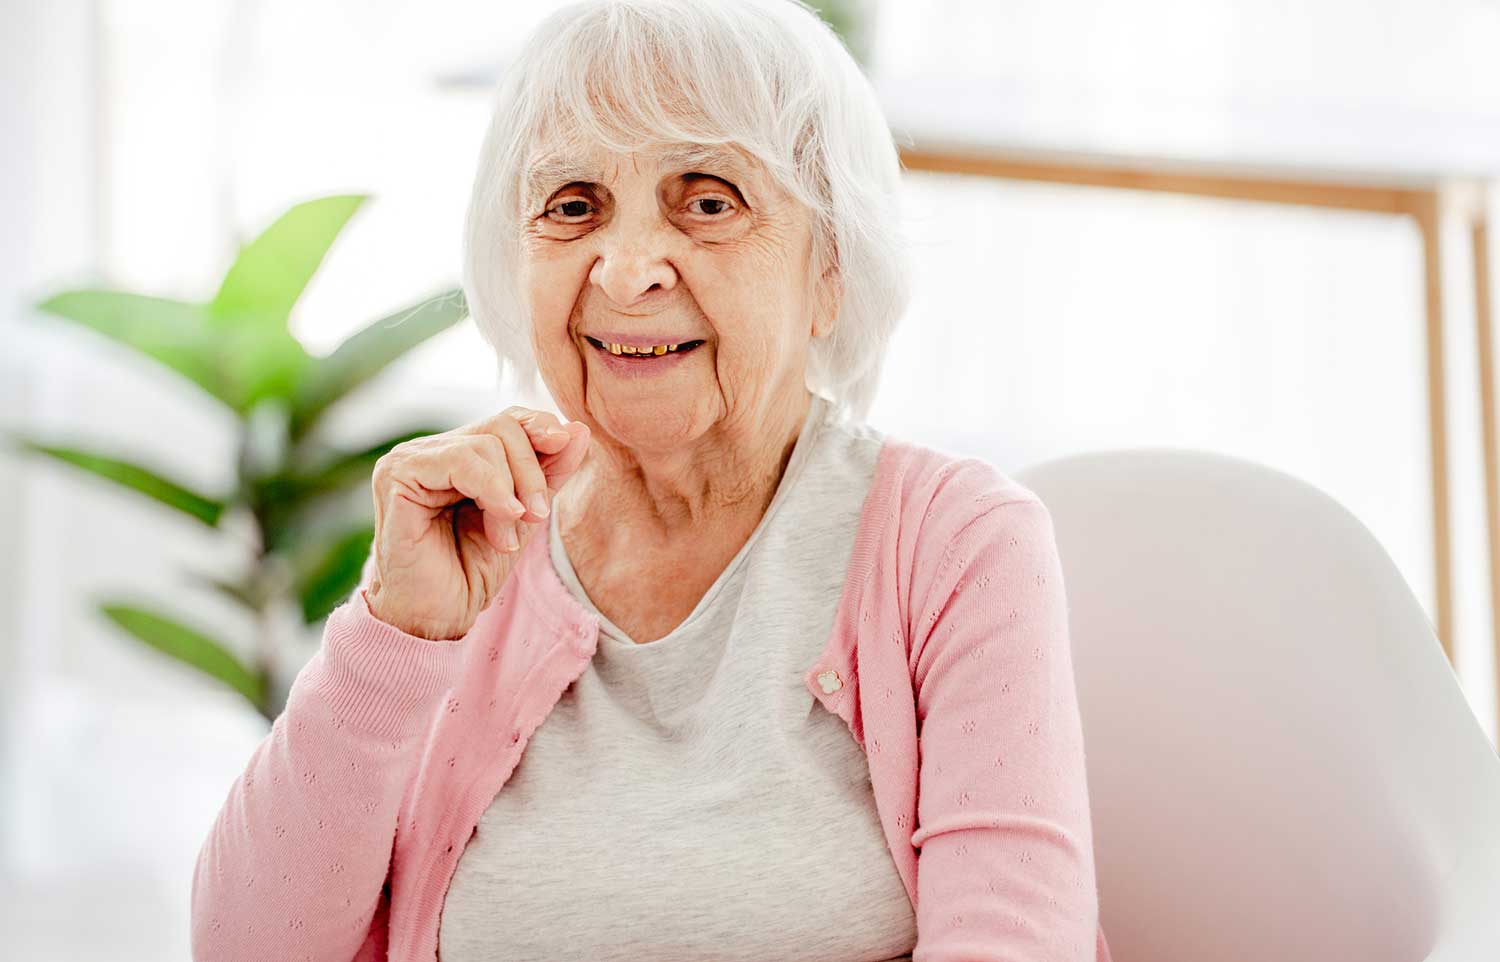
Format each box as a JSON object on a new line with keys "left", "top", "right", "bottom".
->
{"left": 437, "top": 392, "right": 917, "bottom": 961}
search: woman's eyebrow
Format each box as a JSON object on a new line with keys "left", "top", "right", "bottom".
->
{"left": 524, "top": 145, "right": 753, "bottom": 203}
{"left": 654, "top": 143, "right": 753, "bottom": 180}
{"left": 524, "top": 158, "right": 597, "bottom": 203}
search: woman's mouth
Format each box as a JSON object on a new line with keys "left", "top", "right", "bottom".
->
{"left": 582, "top": 335, "right": 706, "bottom": 379}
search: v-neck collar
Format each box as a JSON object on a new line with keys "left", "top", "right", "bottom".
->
{"left": 542, "top": 394, "right": 834, "bottom": 646}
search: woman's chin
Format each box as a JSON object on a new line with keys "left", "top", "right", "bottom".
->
{"left": 587, "top": 404, "right": 708, "bottom": 452}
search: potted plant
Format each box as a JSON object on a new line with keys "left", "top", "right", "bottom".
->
{"left": 8, "top": 193, "right": 468, "bottom": 724}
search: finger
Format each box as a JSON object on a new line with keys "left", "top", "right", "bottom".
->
{"left": 373, "top": 447, "right": 514, "bottom": 558}
{"left": 458, "top": 445, "right": 528, "bottom": 552}
{"left": 452, "top": 436, "right": 530, "bottom": 549}
{"left": 392, "top": 441, "right": 523, "bottom": 532}
{"left": 497, "top": 405, "right": 573, "bottom": 453}
{"left": 453, "top": 497, "right": 511, "bottom": 558}
{"left": 477, "top": 415, "right": 554, "bottom": 525}
{"left": 373, "top": 449, "right": 470, "bottom": 551}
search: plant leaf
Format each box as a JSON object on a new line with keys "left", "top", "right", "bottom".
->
{"left": 254, "top": 425, "right": 442, "bottom": 555}
{"left": 208, "top": 194, "right": 368, "bottom": 335}
{"left": 255, "top": 487, "right": 365, "bottom": 558}
{"left": 182, "top": 569, "right": 264, "bottom": 612}
{"left": 289, "top": 526, "right": 375, "bottom": 624}
{"left": 294, "top": 425, "right": 449, "bottom": 497}
{"left": 30, "top": 290, "right": 237, "bottom": 409}
{"left": 8, "top": 435, "right": 226, "bottom": 526}
{"left": 97, "top": 600, "right": 266, "bottom": 709}
{"left": 219, "top": 327, "right": 314, "bottom": 413}
{"left": 290, "top": 288, "right": 467, "bottom": 439}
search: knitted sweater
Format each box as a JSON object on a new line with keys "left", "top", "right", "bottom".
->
{"left": 191, "top": 425, "right": 1114, "bottom": 962}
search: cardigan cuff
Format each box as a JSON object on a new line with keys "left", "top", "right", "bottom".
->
{"left": 303, "top": 587, "right": 468, "bottom": 741}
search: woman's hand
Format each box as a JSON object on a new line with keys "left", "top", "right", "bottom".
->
{"left": 363, "top": 406, "right": 591, "bottom": 641}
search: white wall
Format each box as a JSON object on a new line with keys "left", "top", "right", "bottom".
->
{"left": 2, "top": 0, "right": 101, "bottom": 866}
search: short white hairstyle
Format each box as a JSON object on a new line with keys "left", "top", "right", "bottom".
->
{"left": 460, "top": 0, "right": 913, "bottom": 423}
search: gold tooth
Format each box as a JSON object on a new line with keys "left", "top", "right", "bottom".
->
{"left": 606, "top": 340, "right": 682, "bottom": 356}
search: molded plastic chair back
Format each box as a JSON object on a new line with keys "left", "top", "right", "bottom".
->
{"left": 1013, "top": 447, "right": 1500, "bottom": 962}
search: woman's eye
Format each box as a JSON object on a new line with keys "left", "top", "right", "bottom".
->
{"left": 549, "top": 198, "right": 593, "bottom": 220}
{"left": 543, "top": 194, "right": 735, "bottom": 222}
{"left": 690, "top": 197, "right": 734, "bottom": 217}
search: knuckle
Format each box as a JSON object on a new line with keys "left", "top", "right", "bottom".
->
{"left": 497, "top": 408, "right": 532, "bottom": 432}
{"left": 466, "top": 444, "right": 510, "bottom": 488}
{"left": 462, "top": 443, "right": 493, "bottom": 470}
{"left": 493, "top": 423, "right": 531, "bottom": 457}
{"left": 377, "top": 438, "right": 418, "bottom": 472}
{"left": 390, "top": 433, "right": 424, "bottom": 453}
{"left": 474, "top": 433, "right": 507, "bottom": 460}
{"left": 467, "top": 440, "right": 510, "bottom": 483}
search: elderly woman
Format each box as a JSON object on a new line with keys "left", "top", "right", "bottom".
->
{"left": 192, "top": 1, "right": 1112, "bottom": 960}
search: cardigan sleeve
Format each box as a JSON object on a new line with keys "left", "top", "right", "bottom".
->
{"left": 906, "top": 491, "right": 1101, "bottom": 962}
{"left": 189, "top": 585, "right": 466, "bottom": 961}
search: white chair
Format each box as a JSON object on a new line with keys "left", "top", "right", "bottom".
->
{"left": 1014, "top": 447, "right": 1500, "bottom": 962}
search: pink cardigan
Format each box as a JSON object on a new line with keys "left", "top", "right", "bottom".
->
{"left": 191, "top": 434, "right": 1113, "bottom": 962}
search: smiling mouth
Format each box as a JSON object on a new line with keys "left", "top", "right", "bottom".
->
{"left": 584, "top": 336, "right": 706, "bottom": 357}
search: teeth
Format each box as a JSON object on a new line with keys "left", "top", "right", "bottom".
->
{"left": 608, "top": 342, "right": 679, "bottom": 355}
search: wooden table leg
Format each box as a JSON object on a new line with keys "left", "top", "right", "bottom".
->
{"left": 1472, "top": 188, "right": 1500, "bottom": 745}
{"left": 1413, "top": 194, "right": 1456, "bottom": 665}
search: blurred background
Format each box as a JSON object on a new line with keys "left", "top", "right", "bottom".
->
{"left": 3, "top": 0, "right": 1498, "bottom": 957}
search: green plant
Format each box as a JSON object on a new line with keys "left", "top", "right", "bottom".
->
{"left": 807, "top": 0, "right": 874, "bottom": 69}
{"left": 8, "top": 194, "right": 468, "bottom": 724}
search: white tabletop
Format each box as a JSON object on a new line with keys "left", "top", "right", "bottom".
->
{"left": 874, "top": 71, "right": 1500, "bottom": 187}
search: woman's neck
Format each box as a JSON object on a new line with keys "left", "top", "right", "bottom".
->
{"left": 558, "top": 391, "right": 814, "bottom": 557}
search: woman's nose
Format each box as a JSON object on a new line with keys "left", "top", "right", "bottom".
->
{"left": 590, "top": 233, "right": 678, "bottom": 307}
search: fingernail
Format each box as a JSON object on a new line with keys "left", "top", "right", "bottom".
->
{"left": 503, "top": 524, "right": 520, "bottom": 551}
{"left": 525, "top": 491, "right": 550, "bottom": 518}
{"left": 546, "top": 427, "right": 569, "bottom": 439}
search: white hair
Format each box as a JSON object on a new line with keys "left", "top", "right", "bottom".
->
{"left": 460, "top": 0, "right": 913, "bottom": 423}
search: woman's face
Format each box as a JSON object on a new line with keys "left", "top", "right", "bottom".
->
{"left": 518, "top": 141, "right": 836, "bottom": 455}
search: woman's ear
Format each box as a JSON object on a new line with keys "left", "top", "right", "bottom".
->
{"left": 812, "top": 261, "right": 842, "bottom": 339}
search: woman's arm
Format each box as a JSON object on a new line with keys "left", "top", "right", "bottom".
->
{"left": 907, "top": 491, "right": 1101, "bottom": 962}
{"left": 189, "top": 572, "right": 466, "bottom": 961}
